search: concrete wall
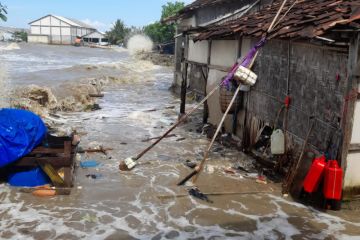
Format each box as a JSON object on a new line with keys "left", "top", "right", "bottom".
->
{"left": 206, "top": 40, "right": 239, "bottom": 131}
{"left": 350, "top": 93, "right": 360, "bottom": 144}
{"left": 28, "top": 35, "right": 49, "bottom": 44}
{"left": 344, "top": 153, "right": 360, "bottom": 188}
{"left": 210, "top": 40, "right": 239, "bottom": 67}
{"left": 207, "top": 69, "right": 234, "bottom": 132}
{"left": 188, "top": 40, "right": 209, "bottom": 63}
{"left": 344, "top": 82, "right": 360, "bottom": 188}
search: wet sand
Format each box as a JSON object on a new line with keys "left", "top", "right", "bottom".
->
{"left": 0, "top": 43, "right": 360, "bottom": 239}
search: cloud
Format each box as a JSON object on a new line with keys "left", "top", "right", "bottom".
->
{"left": 81, "top": 19, "right": 110, "bottom": 31}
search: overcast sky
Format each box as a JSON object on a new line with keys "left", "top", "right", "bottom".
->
{"left": 0, "top": 0, "right": 194, "bottom": 31}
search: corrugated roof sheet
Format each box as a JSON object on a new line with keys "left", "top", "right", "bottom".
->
{"left": 179, "top": 0, "right": 233, "bottom": 13}
{"left": 163, "top": 0, "right": 236, "bottom": 23}
{"left": 54, "top": 15, "right": 95, "bottom": 29}
{"left": 195, "top": 0, "right": 360, "bottom": 41}
{"left": 29, "top": 15, "right": 95, "bottom": 29}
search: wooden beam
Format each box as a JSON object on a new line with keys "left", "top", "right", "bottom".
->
{"left": 349, "top": 144, "right": 360, "bottom": 153}
{"left": 203, "top": 40, "right": 212, "bottom": 124}
{"left": 180, "top": 61, "right": 188, "bottom": 114}
{"left": 183, "top": 60, "right": 231, "bottom": 72}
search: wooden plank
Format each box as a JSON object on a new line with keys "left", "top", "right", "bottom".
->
{"left": 349, "top": 144, "right": 360, "bottom": 152}
{"left": 31, "top": 147, "right": 65, "bottom": 154}
{"left": 184, "top": 60, "right": 231, "bottom": 72}
{"left": 16, "top": 157, "right": 72, "bottom": 167}
{"left": 180, "top": 61, "right": 188, "bottom": 114}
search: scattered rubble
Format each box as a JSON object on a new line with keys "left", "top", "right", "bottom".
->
{"left": 135, "top": 52, "right": 174, "bottom": 67}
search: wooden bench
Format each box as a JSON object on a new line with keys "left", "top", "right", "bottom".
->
{"left": 14, "top": 140, "right": 77, "bottom": 188}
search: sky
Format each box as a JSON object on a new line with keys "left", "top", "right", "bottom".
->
{"left": 0, "top": 0, "right": 194, "bottom": 31}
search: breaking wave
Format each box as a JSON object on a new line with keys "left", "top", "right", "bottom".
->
{"left": 127, "top": 35, "right": 154, "bottom": 55}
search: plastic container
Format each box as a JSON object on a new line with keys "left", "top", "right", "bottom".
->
{"left": 80, "top": 160, "right": 100, "bottom": 168}
{"left": 8, "top": 167, "right": 50, "bottom": 187}
{"left": 234, "top": 66, "right": 258, "bottom": 86}
{"left": 271, "top": 129, "right": 285, "bottom": 155}
{"left": 303, "top": 155, "right": 326, "bottom": 193}
{"left": 323, "top": 160, "right": 343, "bottom": 200}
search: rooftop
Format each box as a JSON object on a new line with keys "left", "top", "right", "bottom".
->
{"left": 195, "top": 0, "right": 360, "bottom": 41}
{"left": 29, "top": 14, "right": 95, "bottom": 29}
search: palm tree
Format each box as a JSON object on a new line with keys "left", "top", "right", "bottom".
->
{"left": 0, "top": 2, "right": 7, "bottom": 22}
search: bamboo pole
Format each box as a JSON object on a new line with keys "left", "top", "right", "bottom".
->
{"left": 157, "top": 189, "right": 275, "bottom": 200}
{"left": 177, "top": 0, "right": 290, "bottom": 186}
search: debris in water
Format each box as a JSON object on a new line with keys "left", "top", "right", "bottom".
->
{"left": 188, "top": 187, "right": 213, "bottom": 203}
{"left": 176, "top": 137, "right": 186, "bottom": 142}
{"left": 141, "top": 134, "right": 176, "bottom": 142}
{"left": 256, "top": 175, "right": 268, "bottom": 185}
{"left": 80, "top": 160, "right": 100, "bottom": 168}
{"left": 224, "top": 167, "right": 237, "bottom": 175}
{"left": 81, "top": 214, "right": 97, "bottom": 223}
{"left": 184, "top": 160, "right": 197, "bottom": 169}
{"left": 86, "top": 174, "right": 103, "bottom": 179}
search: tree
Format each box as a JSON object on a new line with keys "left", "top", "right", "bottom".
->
{"left": 106, "top": 19, "right": 130, "bottom": 45}
{"left": 13, "top": 31, "right": 28, "bottom": 42}
{"left": 143, "top": 1, "right": 184, "bottom": 44}
{"left": 0, "top": 2, "right": 7, "bottom": 21}
{"left": 161, "top": 1, "right": 185, "bottom": 19}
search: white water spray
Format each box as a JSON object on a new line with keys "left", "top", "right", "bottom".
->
{"left": 127, "top": 35, "right": 153, "bottom": 55}
{"left": 0, "top": 65, "right": 10, "bottom": 108}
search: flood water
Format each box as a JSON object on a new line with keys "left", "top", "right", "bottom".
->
{"left": 0, "top": 43, "right": 360, "bottom": 240}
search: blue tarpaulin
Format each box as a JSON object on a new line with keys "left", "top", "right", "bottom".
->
{"left": 0, "top": 109, "right": 47, "bottom": 168}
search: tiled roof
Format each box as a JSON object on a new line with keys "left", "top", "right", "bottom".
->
{"left": 195, "top": 0, "right": 360, "bottom": 41}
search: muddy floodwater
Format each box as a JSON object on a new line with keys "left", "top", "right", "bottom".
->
{"left": 0, "top": 43, "right": 360, "bottom": 240}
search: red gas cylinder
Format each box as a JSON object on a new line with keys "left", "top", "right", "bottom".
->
{"left": 323, "top": 160, "right": 343, "bottom": 200}
{"left": 303, "top": 155, "right": 326, "bottom": 193}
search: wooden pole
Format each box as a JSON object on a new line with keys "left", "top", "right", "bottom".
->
{"left": 192, "top": 84, "right": 243, "bottom": 184}
{"left": 283, "top": 119, "right": 314, "bottom": 194}
{"left": 177, "top": 0, "right": 290, "bottom": 186}
{"left": 180, "top": 62, "right": 188, "bottom": 114}
{"left": 134, "top": 82, "right": 223, "bottom": 161}
{"left": 158, "top": 189, "right": 276, "bottom": 199}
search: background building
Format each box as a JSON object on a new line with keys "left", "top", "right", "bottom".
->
{"left": 82, "top": 30, "right": 108, "bottom": 45}
{"left": 28, "top": 14, "right": 96, "bottom": 45}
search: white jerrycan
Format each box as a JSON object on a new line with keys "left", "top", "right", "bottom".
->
{"left": 271, "top": 129, "right": 285, "bottom": 155}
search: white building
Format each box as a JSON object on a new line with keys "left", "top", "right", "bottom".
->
{"left": 82, "top": 30, "right": 108, "bottom": 45}
{"left": 28, "top": 14, "right": 96, "bottom": 45}
{"left": 0, "top": 27, "right": 13, "bottom": 41}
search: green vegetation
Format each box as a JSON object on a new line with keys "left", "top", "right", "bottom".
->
{"left": 13, "top": 31, "right": 28, "bottom": 42}
{"left": 106, "top": 19, "right": 130, "bottom": 45}
{"left": 143, "top": 1, "right": 184, "bottom": 44}
{"left": 0, "top": 2, "right": 7, "bottom": 21}
{"left": 106, "top": 1, "right": 185, "bottom": 46}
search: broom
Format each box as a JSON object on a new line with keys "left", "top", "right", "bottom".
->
{"left": 119, "top": 80, "right": 226, "bottom": 171}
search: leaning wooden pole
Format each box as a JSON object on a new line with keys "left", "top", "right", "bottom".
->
{"left": 177, "top": 0, "right": 289, "bottom": 186}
